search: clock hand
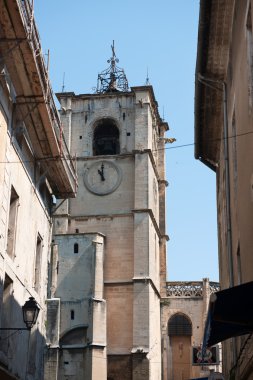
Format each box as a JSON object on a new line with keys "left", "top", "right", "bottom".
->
{"left": 98, "top": 164, "right": 105, "bottom": 181}
{"left": 98, "top": 169, "right": 105, "bottom": 181}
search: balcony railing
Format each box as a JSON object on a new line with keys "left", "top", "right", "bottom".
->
{"left": 17, "top": 0, "right": 76, "bottom": 179}
{"left": 166, "top": 281, "right": 220, "bottom": 298}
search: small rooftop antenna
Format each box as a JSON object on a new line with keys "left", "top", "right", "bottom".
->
{"left": 145, "top": 67, "right": 150, "bottom": 85}
{"left": 47, "top": 50, "right": 50, "bottom": 72}
{"left": 162, "top": 106, "right": 165, "bottom": 121}
{"left": 61, "top": 72, "right": 65, "bottom": 92}
{"left": 96, "top": 40, "right": 129, "bottom": 93}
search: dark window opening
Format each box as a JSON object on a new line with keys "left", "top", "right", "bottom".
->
{"left": 93, "top": 119, "right": 120, "bottom": 156}
{"left": 74, "top": 243, "right": 79, "bottom": 254}
{"left": 15, "top": 121, "right": 25, "bottom": 148}
{"left": 75, "top": 229, "right": 79, "bottom": 233}
{"left": 71, "top": 310, "right": 75, "bottom": 320}
{"left": 123, "top": 112, "right": 126, "bottom": 120}
{"left": 127, "top": 132, "right": 131, "bottom": 136}
{"left": 34, "top": 234, "right": 42, "bottom": 293}
{"left": 168, "top": 313, "right": 192, "bottom": 336}
{"left": 38, "top": 176, "right": 51, "bottom": 210}
{"left": 7, "top": 186, "right": 19, "bottom": 259}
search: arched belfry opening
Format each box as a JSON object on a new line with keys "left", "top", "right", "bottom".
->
{"left": 93, "top": 118, "right": 120, "bottom": 156}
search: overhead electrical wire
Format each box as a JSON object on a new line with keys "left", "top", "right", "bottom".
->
{"left": 0, "top": 128, "right": 252, "bottom": 164}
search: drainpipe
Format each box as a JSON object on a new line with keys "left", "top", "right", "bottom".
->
{"left": 222, "top": 81, "right": 238, "bottom": 370}
{"left": 222, "top": 82, "right": 234, "bottom": 288}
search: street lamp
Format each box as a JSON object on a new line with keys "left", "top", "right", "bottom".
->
{"left": 22, "top": 297, "right": 40, "bottom": 330}
{"left": 0, "top": 296, "right": 40, "bottom": 331}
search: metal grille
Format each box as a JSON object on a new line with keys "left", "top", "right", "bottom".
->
{"left": 209, "top": 282, "right": 220, "bottom": 294}
{"left": 168, "top": 314, "right": 192, "bottom": 336}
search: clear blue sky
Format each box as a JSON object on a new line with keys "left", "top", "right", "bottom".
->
{"left": 35, "top": 0, "right": 219, "bottom": 282}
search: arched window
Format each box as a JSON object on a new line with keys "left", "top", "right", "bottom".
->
{"left": 74, "top": 243, "right": 79, "bottom": 254}
{"left": 93, "top": 118, "right": 120, "bottom": 156}
{"left": 168, "top": 313, "right": 192, "bottom": 336}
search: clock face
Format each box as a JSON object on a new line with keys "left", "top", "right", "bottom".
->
{"left": 83, "top": 160, "right": 122, "bottom": 195}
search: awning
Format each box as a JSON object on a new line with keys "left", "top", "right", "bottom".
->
{"left": 203, "top": 281, "right": 253, "bottom": 348}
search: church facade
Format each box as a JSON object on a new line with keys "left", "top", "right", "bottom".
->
{"left": 45, "top": 47, "right": 168, "bottom": 380}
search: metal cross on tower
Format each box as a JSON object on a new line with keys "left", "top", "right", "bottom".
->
{"left": 96, "top": 40, "right": 129, "bottom": 93}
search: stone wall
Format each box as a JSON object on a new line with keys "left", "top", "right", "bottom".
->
{"left": 45, "top": 233, "right": 106, "bottom": 380}
{"left": 53, "top": 86, "right": 167, "bottom": 379}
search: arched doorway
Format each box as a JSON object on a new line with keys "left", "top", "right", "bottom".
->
{"left": 168, "top": 313, "right": 192, "bottom": 380}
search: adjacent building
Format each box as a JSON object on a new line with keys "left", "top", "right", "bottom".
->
{"left": 161, "top": 279, "right": 221, "bottom": 380}
{"left": 0, "top": 1, "right": 76, "bottom": 379}
{"left": 195, "top": 1, "right": 253, "bottom": 379}
{"left": 44, "top": 45, "right": 169, "bottom": 380}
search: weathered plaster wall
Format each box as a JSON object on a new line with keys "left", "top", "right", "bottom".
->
{"left": 0, "top": 79, "right": 52, "bottom": 380}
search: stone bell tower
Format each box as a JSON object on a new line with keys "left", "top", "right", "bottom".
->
{"left": 46, "top": 42, "right": 168, "bottom": 380}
